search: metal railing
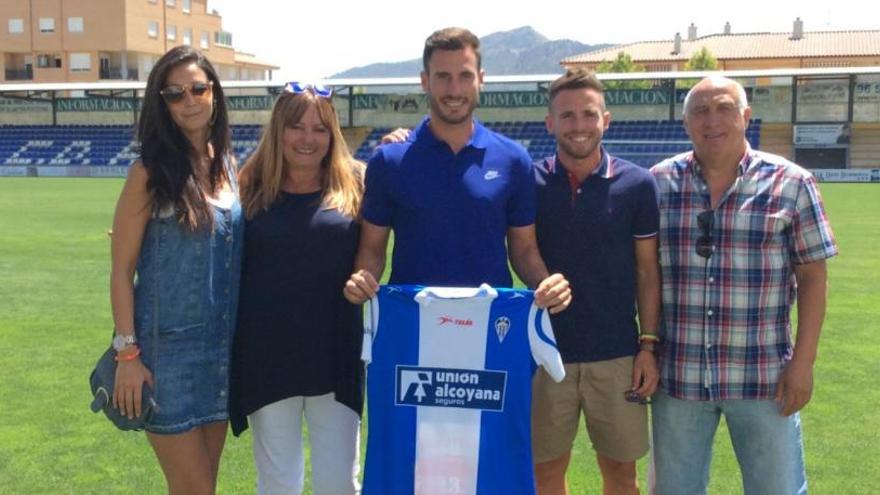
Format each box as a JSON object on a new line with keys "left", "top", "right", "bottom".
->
{"left": 99, "top": 68, "right": 139, "bottom": 81}
{"left": 4, "top": 69, "right": 33, "bottom": 81}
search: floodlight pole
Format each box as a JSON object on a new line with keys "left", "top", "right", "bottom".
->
{"left": 132, "top": 89, "right": 138, "bottom": 127}
{"left": 347, "top": 85, "right": 354, "bottom": 128}
{"left": 847, "top": 74, "right": 856, "bottom": 122}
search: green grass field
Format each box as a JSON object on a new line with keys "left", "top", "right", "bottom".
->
{"left": 0, "top": 178, "right": 877, "bottom": 494}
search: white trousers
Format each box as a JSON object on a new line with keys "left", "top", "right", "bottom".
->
{"left": 249, "top": 393, "right": 361, "bottom": 495}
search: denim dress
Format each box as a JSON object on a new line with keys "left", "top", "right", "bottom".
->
{"left": 133, "top": 173, "right": 243, "bottom": 434}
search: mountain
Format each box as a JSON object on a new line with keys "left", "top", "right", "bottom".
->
{"left": 330, "top": 26, "right": 610, "bottom": 78}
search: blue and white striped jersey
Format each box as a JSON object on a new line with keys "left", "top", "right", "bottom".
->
{"left": 362, "top": 284, "right": 565, "bottom": 495}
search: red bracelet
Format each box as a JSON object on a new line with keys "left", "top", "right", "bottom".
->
{"left": 115, "top": 346, "right": 141, "bottom": 362}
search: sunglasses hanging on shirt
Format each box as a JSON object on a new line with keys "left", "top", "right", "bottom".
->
{"left": 696, "top": 210, "right": 715, "bottom": 259}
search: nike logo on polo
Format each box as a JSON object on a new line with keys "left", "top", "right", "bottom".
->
{"left": 484, "top": 170, "right": 501, "bottom": 180}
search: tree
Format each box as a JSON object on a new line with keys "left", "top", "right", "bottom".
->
{"left": 595, "top": 52, "right": 651, "bottom": 89}
{"left": 679, "top": 47, "right": 719, "bottom": 88}
{"left": 684, "top": 47, "right": 719, "bottom": 71}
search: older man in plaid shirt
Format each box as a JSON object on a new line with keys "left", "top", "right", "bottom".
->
{"left": 650, "top": 76, "right": 838, "bottom": 495}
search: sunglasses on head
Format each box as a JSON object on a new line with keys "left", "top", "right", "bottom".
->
{"left": 160, "top": 81, "right": 214, "bottom": 104}
{"left": 283, "top": 81, "right": 333, "bottom": 99}
{"left": 696, "top": 210, "right": 715, "bottom": 259}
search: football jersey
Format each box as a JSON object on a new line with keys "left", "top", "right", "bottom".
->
{"left": 362, "top": 284, "right": 565, "bottom": 495}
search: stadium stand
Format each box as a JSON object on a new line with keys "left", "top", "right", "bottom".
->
{"left": 0, "top": 124, "right": 265, "bottom": 167}
{"left": 1, "top": 120, "right": 760, "bottom": 169}
{"left": 353, "top": 120, "right": 762, "bottom": 167}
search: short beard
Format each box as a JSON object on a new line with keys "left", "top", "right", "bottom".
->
{"left": 557, "top": 136, "right": 600, "bottom": 161}
{"left": 429, "top": 95, "right": 476, "bottom": 126}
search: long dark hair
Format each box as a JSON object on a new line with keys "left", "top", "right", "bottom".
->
{"left": 137, "top": 45, "right": 231, "bottom": 231}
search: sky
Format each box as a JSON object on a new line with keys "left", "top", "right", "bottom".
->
{"left": 207, "top": 0, "right": 877, "bottom": 81}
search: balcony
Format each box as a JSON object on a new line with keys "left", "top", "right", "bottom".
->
{"left": 4, "top": 68, "right": 33, "bottom": 81}
{"left": 99, "top": 68, "right": 139, "bottom": 80}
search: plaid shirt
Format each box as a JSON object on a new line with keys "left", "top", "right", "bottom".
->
{"left": 651, "top": 147, "right": 837, "bottom": 401}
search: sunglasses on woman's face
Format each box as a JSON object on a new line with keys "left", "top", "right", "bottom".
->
{"left": 160, "top": 81, "right": 214, "bottom": 104}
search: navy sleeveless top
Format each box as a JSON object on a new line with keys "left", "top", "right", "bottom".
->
{"left": 230, "top": 190, "right": 363, "bottom": 436}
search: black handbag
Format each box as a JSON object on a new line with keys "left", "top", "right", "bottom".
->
{"left": 89, "top": 346, "right": 158, "bottom": 431}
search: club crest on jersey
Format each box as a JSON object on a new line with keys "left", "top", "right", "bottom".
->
{"left": 494, "top": 316, "right": 511, "bottom": 342}
{"left": 396, "top": 365, "right": 507, "bottom": 411}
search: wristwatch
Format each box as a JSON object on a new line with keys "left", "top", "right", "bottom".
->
{"left": 112, "top": 333, "right": 137, "bottom": 352}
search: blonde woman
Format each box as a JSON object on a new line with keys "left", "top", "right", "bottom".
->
{"left": 231, "top": 82, "right": 365, "bottom": 495}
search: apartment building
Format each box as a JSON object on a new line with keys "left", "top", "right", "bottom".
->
{"left": 0, "top": 0, "right": 276, "bottom": 83}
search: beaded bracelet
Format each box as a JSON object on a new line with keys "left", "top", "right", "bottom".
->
{"left": 114, "top": 346, "right": 141, "bottom": 362}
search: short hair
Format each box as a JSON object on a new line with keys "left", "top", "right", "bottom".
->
{"left": 548, "top": 68, "right": 605, "bottom": 110}
{"left": 423, "top": 27, "right": 481, "bottom": 72}
{"left": 682, "top": 76, "right": 749, "bottom": 116}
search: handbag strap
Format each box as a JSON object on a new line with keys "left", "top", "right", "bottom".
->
{"left": 151, "top": 217, "right": 160, "bottom": 402}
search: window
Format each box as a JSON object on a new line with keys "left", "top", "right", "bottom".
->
{"left": 148, "top": 0, "right": 157, "bottom": 3}
{"left": 182, "top": 0, "right": 191, "bottom": 13}
{"left": 166, "top": 0, "right": 176, "bottom": 6}
{"left": 68, "top": 17, "right": 84, "bottom": 33}
{"left": 143, "top": 57, "right": 156, "bottom": 78}
{"left": 200, "top": 31, "right": 209, "bottom": 49}
{"left": 805, "top": 60, "right": 854, "bottom": 68}
{"left": 8, "top": 18, "right": 24, "bottom": 34}
{"left": 644, "top": 63, "right": 673, "bottom": 72}
{"left": 39, "top": 18, "right": 55, "bottom": 33}
{"left": 37, "top": 54, "right": 62, "bottom": 68}
{"left": 214, "top": 31, "right": 232, "bottom": 46}
{"left": 147, "top": 21, "right": 159, "bottom": 38}
{"left": 183, "top": 27, "right": 192, "bottom": 46}
{"left": 70, "top": 53, "right": 91, "bottom": 72}
{"left": 166, "top": 24, "right": 176, "bottom": 41}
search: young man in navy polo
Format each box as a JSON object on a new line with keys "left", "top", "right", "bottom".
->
{"left": 344, "top": 27, "right": 570, "bottom": 312}
{"left": 531, "top": 69, "right": 661, "bottom": 495}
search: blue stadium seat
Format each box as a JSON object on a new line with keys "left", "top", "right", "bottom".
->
{"left": 0, "top": 120, "right": 763, "bottom": 169}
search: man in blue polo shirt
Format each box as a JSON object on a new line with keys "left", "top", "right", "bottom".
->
{"left": 531, "top": 69, "right": 661, "bottom": 495}
{"left": 343, "top": 26, "right": 570, "bottom": 310}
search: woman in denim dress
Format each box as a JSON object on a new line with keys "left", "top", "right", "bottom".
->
{"left": 108, "top": 46, "right": 242, "bottom": 494}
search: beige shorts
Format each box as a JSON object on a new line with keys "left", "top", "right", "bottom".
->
{"left": 531, "top": 356, "right": 649, "bottom": 463}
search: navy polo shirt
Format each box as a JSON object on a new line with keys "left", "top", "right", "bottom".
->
{"left": 534, "top": 149, "right": 659, "bottom": 363}
{"left": 362, "top": 117, "right": 536, "bottom": 287}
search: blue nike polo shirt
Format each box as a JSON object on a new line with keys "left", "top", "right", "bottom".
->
{"left": 362, "top": 117, "right": 536, "bottom": 287}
